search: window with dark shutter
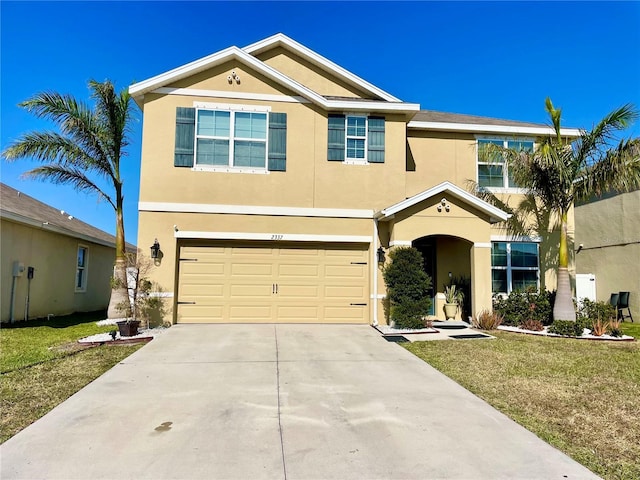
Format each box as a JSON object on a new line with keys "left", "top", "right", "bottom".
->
{"left": 174, "top": 107, "right": 195, "bottom": 167}
{"left": 367, "top": 117, "right": 385, "bottom": 163}
{"left": 268, "top": 113, "right": 287, "bottom": 171}
{"left": 327, "top": 114, "right": 346, "bottom": 161}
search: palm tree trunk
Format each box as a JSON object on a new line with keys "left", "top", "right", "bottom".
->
{"left": 552, "top": 211, "right": 576, "bottom": 321}
{"left": 107, "top": 187, "right": 130, "bottom": 319}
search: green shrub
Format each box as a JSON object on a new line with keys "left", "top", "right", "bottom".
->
{"left": 579, "top": 299, "right": 616, "bottom": 323}
{"left": 493, "top": 288, "right": 553, "bottom": 327}
{"left": 383, "top": 247, "right": 432, "bottom": 329}
{"left": 548, "top": 320, "right": 583, "bottom": 337}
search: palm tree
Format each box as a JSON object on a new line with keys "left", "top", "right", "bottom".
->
{"left": 480, "top": 98, "right": 640, "bottom": 321}
{"left": 2, "top": 80, "right": 134, "bottom": 319}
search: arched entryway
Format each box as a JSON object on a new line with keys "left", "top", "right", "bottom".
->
{"left": 413, "top": 235, "right": 473, "bottom": 320}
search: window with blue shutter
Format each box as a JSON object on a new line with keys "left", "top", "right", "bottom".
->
{"left": 174, "top": 107, "right": 195, "bottom": 167}
{"left": 327, "top": 114, "right": 385, "bottom": 163}
{"left": 174, "top": 106, "right": 287, "bottom": 172}
{"left": 367, "top": 117, "right": 385, "bottom": 163}
{"left": 327, "top": 114, "right": 346, "bottom": 161}
{"left": 268, "top": 113, "right": 287, "bottom": 171}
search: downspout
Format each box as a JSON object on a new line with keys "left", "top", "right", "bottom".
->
{"left": 372, "top": 218, "right": 379, "bottom": 326}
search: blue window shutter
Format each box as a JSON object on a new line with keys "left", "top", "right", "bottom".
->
{"left": 268, "top": 112, "right": 287, "bottom": 171}
{"left": 368, "top": 116, "right": 385, "bottom": 163}
{"left": 328, "top": 114, "right": 345, "bottom": 161}
{"left": 175, "top": 107, "right": 195, "bottom": 167}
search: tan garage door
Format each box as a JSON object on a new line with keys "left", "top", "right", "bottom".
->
{"left": 177, "top": 242, "right": 369, "bottom": 323}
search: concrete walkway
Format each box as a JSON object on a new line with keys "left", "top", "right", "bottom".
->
{"left": 1, "top": 325, "right": 599, "bottom": 479}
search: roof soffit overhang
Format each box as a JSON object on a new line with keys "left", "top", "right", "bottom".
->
{"left": 375, "top": 181, "right": 511, "bottom": 224}
{"left": 408, "top": 120, "right": 581, "bottom": 138}
{"left": 129, "top": 37, "right": 420, "bottom": 115}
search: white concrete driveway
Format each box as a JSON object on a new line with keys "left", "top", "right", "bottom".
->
{"left": 1, "top": 324, "right": 598, "bottom": 479}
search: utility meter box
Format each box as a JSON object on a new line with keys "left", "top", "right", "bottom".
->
{"left": 12, "top": 261, "right": 25, "bottom": 277}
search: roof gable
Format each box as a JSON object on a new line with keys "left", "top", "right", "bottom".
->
{"left": 375, "top": 181, "right": 510, "bottom": 223}
{"left": 129, "top": 35, "right": 419, "bottom": 114}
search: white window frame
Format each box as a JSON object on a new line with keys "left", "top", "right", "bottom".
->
{"left": 75, "top": 245, "right": 89, "bottom": 293}
{"left": 491, "top": 241, "right": 540, "bottom": 294}
{"left": 345, "top": 114, "right": 368, "bottom": 164}
{"left": 193, "top": 102, "right": 271, "bottom": 174}
{"left": 476, "top": 136, "right": 534, "bottom": 192}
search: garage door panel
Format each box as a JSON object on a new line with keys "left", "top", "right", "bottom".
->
{"left": 276, "top": 305, "right": 319, "bottom": 320}
{"left": 324, "top": 305, "right": 367, "bottom": 321}
{"left": 181, "top": 284, "right": 225, "bottom": 297}
{"left": 278, "top": 248, "right": 319, "bottom": 257}
{"left": 230, "top": 284, "right": 273, "bottom": 297}
{"left": 178, "top": 243, "right": 369, "bottom": 324}
{"left": 278, "top": 264, "right": 319, "bottom": 277}
{"left": 231, "top": 263, "right": 273, "bottom": 276}
{"left": 232, "top": 247, "right": 274, "bottom": 256}
{"left": 325, "top": 265, "right": 367, "bottom": 278}
{"left": 325, "top": 286, "right": 366, "bottom": 298}
{"left": 229, "top": 305, "right": 273, "bottom": 322}
{"left": 277, "top": 284, "right": 320, "bottom": 298}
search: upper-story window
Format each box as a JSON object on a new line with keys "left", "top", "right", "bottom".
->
{"left": 196, "top": 110, "right": 267, "bottom": 168}
{"left": 477, "top": 138, "right": 533, "bottom": 189}
{"left": 174, "top": 105, "right": 287, "bottom": 172}
{"left": 328, "top": 114, "right": 385, "bottom": 163}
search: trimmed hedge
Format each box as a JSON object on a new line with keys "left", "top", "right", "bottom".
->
{"left": 382, "top": 247, "right": 432, "bottom": 329}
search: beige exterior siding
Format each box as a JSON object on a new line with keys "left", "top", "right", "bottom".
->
{"left": 576, "top": 190, "right": 639, "bottom": 318}
{"left": 257, "top": 46, "right": 374, "bottom": 99}
{"left": 1, "top": 219, "right": 115, "bottom": 322}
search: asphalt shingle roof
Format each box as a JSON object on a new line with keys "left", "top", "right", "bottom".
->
{"left": 412, "top": 110, "right": 548, "bottom": 128}
{"left": 0, "top": 183, "right": 136, "bottom": 250}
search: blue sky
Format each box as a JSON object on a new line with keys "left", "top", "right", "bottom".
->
{"left": 2, "top": 1, "right": 639, "bottom": 245}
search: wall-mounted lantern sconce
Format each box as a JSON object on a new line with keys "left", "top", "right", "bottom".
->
{"left": 377, "top": 246, "right": 386, "bottom": 264}
{"left": 150, "top": 238, "right": 161, "bottom": 259}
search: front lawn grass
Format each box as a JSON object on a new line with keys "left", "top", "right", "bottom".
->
{"left": 1, "top": 311, "right": 118, "bottom": 373}
{"left": 404, "top": 329, "right": 640, "bottom": 480}
{"left": 1, "top": 311, "right": 142, "bottom": 443}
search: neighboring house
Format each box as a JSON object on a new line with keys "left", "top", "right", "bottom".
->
{"left": 129, "top": 33, "right": 580, "bottom": 325}
{"left": 0, "top": 183, "right": 135, "bottom": 323}
{"left": 575, "top": 188, "right": 639, "bottom": 319}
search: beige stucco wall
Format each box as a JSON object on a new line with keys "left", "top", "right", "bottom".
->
{"left": 406, "top": 131, "right": 478, "bottom": 197}
{"left": 1, "top": 219, "right": 115, "bottom": 323}
{"left": 576, "top": 189, "right": 639, "bottom": 317}
{"left": 257, "top": 47, "right": 373, "bottom": 99}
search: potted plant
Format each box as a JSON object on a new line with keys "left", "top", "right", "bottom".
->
{"left": 444, "top": 285, "right": 464, "bottom": 320}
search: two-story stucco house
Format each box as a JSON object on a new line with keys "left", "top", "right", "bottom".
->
{"left": 129, "top": 34, "right": 580, "bottom": 326}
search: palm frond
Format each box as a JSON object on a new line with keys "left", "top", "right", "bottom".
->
{"left": 21, "top": 165, "right": 115, "bottom": 209}
{"left": 574, "top": 137, "right": 640, "bottom": 200}
{"left": 574, "top": 104, "right": 638, "bottom": 166}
